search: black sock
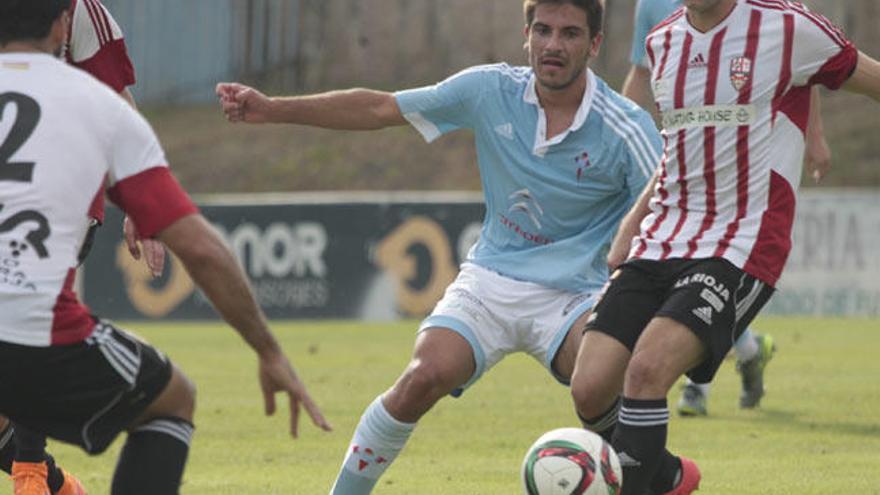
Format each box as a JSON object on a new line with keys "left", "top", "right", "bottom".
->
{"left": 0, "top": 422, "right": 14, "bottom": 473}
{"left": 13, "top": 423, "right": 47, "bottom": 463}
{"left": 111, "top": 417, "right": 194, "bottom": 495}
{"left": 578, "top": 396, "right": 621, "bottom": 444}
{"left": 612, "top": 397, "right": 669, "bottom": 495}
{"left": 45, "top": 454, "right": 66, "bottom": 493}
{"left": 11, "top": 423, "right": 65, "bottom": 492}
{"left": 650, "top": 451, "right": 682, "bottom": 493}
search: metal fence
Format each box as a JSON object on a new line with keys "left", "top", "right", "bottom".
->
{"left": 104, "top": 0, "right": 878, "bottom": 105}
{"left": 104, "top": 0, "right": 301, "bottom": 103}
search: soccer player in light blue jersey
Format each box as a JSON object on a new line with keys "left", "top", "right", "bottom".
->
{"left": 623, "top": 0, "right": 786, "bottom": 418}
{"left": 217, "top": 1, "right": 666, "bottom": 492}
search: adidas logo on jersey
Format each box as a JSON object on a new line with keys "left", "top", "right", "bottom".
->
{"left": 692, "top": 306, "right": 713, "bottom": 325}
{"left": 688, "top": 53, "right": 707, "bottom": 69}
{"left": 494, "top": 122, "right": 514, "bottom": 140}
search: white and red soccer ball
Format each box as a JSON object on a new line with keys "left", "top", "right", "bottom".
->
{"left": 522, "top": 428, "right": 622, "bottom": 495}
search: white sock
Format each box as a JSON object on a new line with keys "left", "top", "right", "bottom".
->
{"left": 685, "top": 378, "right": 711, "bottom": 397}
{"left": 330, "top": 396, "right": 416, "bottom": 495}
{"left": 734, "top": 328, "right": 760, "bottom": 362}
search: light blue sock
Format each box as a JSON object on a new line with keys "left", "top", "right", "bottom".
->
{"left": 330, "top": 396, "right": 416, "bottom": 495}
{"left": 734, "top": 327, "right": 759, "bottom": 361}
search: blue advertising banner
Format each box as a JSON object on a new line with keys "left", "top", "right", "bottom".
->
{"left": 82, "top": 193, "right": 484, "bottom": 320}
{"left": 82, "top": 190, "right": 880, "bottom": 320}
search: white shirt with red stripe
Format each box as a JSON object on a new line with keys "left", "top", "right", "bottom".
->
{"left": 632, "top": 0, "right": 857, "bottom": 286}
{"left": 0, "top": 53, "right": 196, "bottom": 347}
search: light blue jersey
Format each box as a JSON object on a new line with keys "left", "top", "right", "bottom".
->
{"left": 630, "top": 0, "right": 682, "bottom": 67}
{"left": 395, "top": 65, "right": 662, "bottom": 293}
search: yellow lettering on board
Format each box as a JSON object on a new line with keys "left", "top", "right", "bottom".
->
{"left": 375, "top": 216, "right": 457, "bottom": 316}
{"left": 116, "top": 242, "right": 195, "bottom": 318}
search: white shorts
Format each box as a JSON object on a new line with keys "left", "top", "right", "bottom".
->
{"left": 419, "top": 263, "right": 599, "bottom": 395}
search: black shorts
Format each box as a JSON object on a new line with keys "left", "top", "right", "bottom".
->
{"left": 0, "top": 320, "right": 172, "bottom": 454}
{"left": 585, "top": 258, "right": 774, "bottom": 384}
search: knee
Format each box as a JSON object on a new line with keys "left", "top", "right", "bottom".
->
{"left": 176, "top": 373, "right": 197, "bottom": 421}
{"left": 570, "top": 376, "right": 616, "bottom": 420}
{"left": 392, "top": 358, "right": 462, "bottom": 410}
{"left": 400, "top": 360, "right": 455, "bottom": 402}
{"left": 624, "top": 354, "right": 670, "bottom": 397}
{"left": 144, "top": 367, "right": 197, "bottom": 424}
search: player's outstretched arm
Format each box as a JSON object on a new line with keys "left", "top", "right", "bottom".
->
{"left": 843, "top": 51, "right": 880, "bottom": 102}
{"left": 157, "top": 214, "right": 332, "bottom": 437}
{"left": 804, "top": 87, "right": 832, "bottom": 183}
{"left": 216, "top": 82, "right": 408, "bottom": 130}
{"left": 607, "top": 171, "right": 659, "bottom": 271}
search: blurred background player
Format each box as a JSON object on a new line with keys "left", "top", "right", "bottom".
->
{"left": 572, "top": 0, "right": 880, "bottom": 493}
{"left": 621, "top": 0, "right": 839, "bottom": 417}
{"left": 63, "top": 0, "right": 167, "bottom": 276}
{"left": 217, "top": 1, "right": 669, "bottom": 493}
{"left": 0, "top": 1, "right": 330, "bottom": 494}
{"left": 0, "top": 0, "right": 165, "bottom": 494}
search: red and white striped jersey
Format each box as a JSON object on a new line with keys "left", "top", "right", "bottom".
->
{"left": 631, "top": 0, "right": 857, "bottom": 286}
{"left": 0, "top": 53, "right": 197, "bottom": 347}
{"left": 66, "top": 0, "right": 137, "bottom": 222}
{"left": 65, "top": 0, "right": 135, "bottom": 94}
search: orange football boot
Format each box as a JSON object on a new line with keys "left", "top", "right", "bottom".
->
{"left": 11, "top": 461, "right": 50, "bottom": 495}
{"left": 55, "top": 468, "right": 87, "bottom": 495}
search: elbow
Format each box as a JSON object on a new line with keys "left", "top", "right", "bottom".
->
{"left": 370, "top": 94, "right": 404, "bottom": 129}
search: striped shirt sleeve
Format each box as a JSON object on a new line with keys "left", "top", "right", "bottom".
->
{"left": 789, "top": 5, "right": 857, "bottom": 89}
{"left": 67, "top": 0, "right": 135, "bottom": 92}
{"left": 106, "top": 103, "right": 198, "bottom": 237}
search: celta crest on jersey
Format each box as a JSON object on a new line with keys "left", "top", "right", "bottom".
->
{"left": 729, "top": 56, "right": 753, "bottom": 91}
{"left": 575, "top": 151, "right": 592, "bottom": 182}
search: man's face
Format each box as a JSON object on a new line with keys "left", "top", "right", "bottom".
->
{"left": 525, "top": 3, "right": 601, "bottom": 91}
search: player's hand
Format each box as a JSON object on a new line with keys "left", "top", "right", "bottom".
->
{"left": 805, "top": 134, "right": 832, "bottom": 183}
{"left": 123, "top": 216, "right": 166, "bottom": 277}
{"left": 258, "top": 349, "right": 332, "bottom": 438}
{"left": 216, "top": 82, "right": 273, "bottom": 124}
{"left": 606, "top": 232, "right": 633, "bottom": 271}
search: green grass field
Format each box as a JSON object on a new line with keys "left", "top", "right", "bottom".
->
{"left": 3, "top": 317, "right": 879, "bottom": 494}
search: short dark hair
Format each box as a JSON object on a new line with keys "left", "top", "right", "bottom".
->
{"left": 0, "top": 0, "right": 71, "bottom": 45}
{"left": 523, "top": 0, "right": 604, "bottom": 39}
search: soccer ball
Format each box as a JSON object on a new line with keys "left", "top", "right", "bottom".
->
{"left": 521, "top": 428, "right": 622, "bottom": 495}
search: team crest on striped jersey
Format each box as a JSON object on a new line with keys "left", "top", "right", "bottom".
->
{"left": 729, "top": 56, "right": 753, "bottom": 91}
